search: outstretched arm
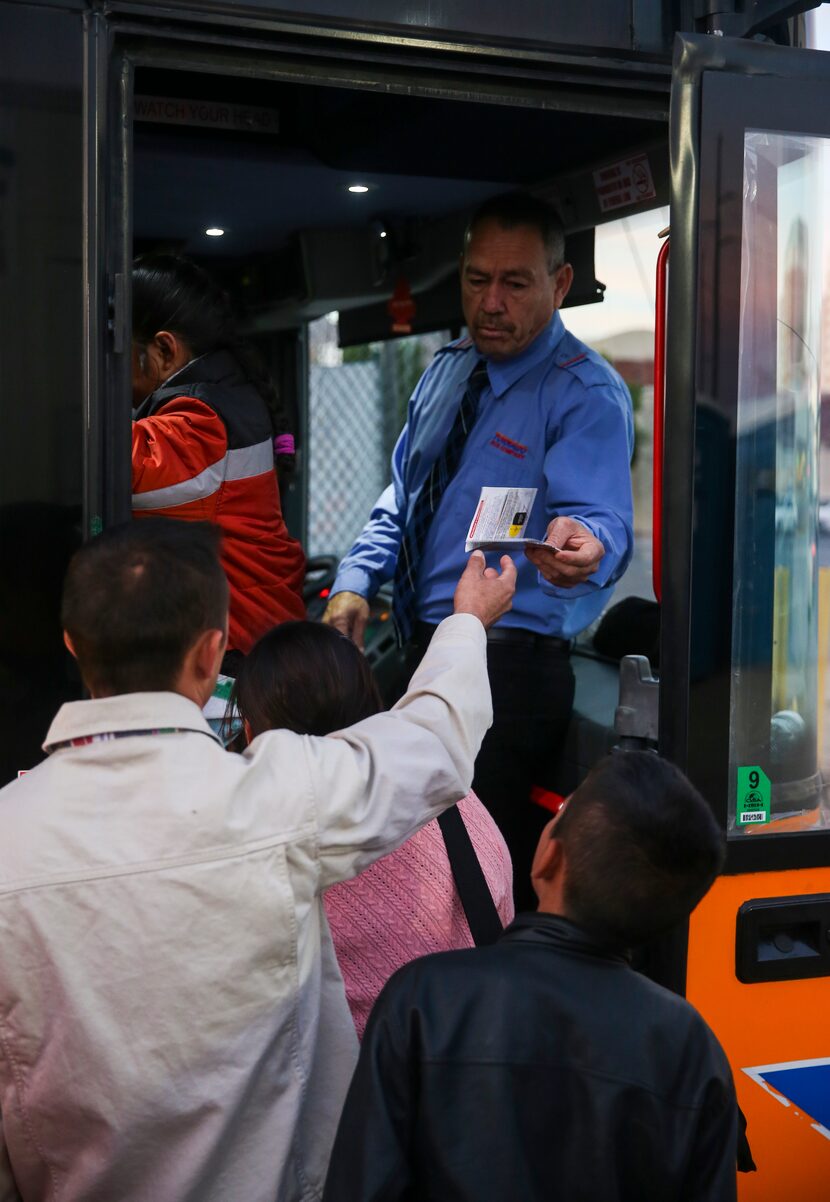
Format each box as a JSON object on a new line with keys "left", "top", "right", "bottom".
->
{"left": 528, "top": 379, "right": 634, "bottom": 597}
{"left": 311, "top": 552, "right": 516, "bottom": 889}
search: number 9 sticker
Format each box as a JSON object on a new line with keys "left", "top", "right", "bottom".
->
{"left": 737, "top": 765, "right": 771, "bottom": 825}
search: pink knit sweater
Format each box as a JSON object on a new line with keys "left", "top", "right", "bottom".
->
{"left": 323, "top": 792, "right": 514, "bottom": 1039}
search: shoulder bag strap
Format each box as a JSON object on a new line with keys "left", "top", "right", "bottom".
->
{"left": 437, "top": 806, "right": 503, "bottom": 946}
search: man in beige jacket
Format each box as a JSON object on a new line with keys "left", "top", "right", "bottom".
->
{"left": 0, "top": 518, "right": 515, "bottom": 1202}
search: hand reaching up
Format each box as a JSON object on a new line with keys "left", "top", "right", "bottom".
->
{"left": 453, "top": 551, "right": 517, "bottom": 629}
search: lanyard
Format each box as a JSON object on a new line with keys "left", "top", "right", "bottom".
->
{"left": 45, "top": 727, "right": 219, "bottom": 754}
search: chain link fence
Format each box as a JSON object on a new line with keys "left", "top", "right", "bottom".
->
{"left": 307, "top": 317, "right": 449, "bottom": 559}
{"left": 307, "top": 359, "right": 386, "bottom": 560}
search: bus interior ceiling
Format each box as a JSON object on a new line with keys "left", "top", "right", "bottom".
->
{"left": 132, "top": 66, "right": 669, "bottom": 342}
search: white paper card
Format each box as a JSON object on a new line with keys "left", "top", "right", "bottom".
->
{"left": 465, "top": 486, "right": 550, "bottom": 552}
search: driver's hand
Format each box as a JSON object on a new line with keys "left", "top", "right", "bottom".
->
{"left": 322, "top": 591, "right": 371, "bottom": 649}
{"left": 525, "top": 516, "right": 604, "bottom": 588}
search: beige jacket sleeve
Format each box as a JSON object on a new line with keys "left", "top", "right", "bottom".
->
{"left": 306, "top": 613, "right": 492, "bottom": 891}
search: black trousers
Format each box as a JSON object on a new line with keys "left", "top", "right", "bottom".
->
{"left": 407, "top": 627, "right": 575, "bottom": 912}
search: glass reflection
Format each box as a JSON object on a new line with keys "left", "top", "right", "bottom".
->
{"left": 729, "top": 130, "right": 828, "bottom": 836}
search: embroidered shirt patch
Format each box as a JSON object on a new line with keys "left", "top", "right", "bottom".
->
{"left": 490, "top": 431, "right": 528, "bottom": 460}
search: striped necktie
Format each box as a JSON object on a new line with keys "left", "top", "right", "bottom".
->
{"left": 392, "top": 359, "right": 490, "bottom": 645}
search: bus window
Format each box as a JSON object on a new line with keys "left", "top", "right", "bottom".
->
{"left": 729, "top": 128, "right": 829, "bottom": 836}
{"left": 307, "top": 317, "right": 449, "bottom": 562}
{"left": 567, "top": 208, "right": 667, "bottom": 656}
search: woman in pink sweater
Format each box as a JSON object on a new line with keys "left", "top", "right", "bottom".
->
{"left": 232, "top": 621, "right": 514, "bottom": 1038}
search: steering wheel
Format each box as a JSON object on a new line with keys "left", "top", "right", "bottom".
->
{"left": 303, "top": 555, "right": 339, "bottom": 617}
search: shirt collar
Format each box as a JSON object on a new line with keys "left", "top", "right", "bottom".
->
{"left": 484, "top": 310, "right": 566, "bottom": 399}
{"left": 43, "top": 692, "right": 220, "bottom": 753}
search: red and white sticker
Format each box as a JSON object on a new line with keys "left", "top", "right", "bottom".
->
{"left": 593, "top": 153, "right": 656, "bottom": 214}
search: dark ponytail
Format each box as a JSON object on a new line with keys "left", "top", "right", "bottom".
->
{"left": 132, "top": 254, "right": 296, "bottom": 474}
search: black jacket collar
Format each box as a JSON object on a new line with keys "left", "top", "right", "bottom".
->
{"left": 135, "top": 349, "right": 242, "bottom": 420}
{"left": 501, "top": 911, "right": 631, "bottom": 964}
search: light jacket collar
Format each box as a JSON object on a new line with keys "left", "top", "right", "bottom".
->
{"left": 43, "top": 692, "right": 220, "bottom": 753}
{"left": 486, "top": 311, "right": 566, "bottom": 399}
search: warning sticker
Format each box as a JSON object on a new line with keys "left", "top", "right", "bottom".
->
{"left": 593, "top": 153, "right": 656, "bottom": 214}
{"left": 134, "top": 96, "right": 280, "bottom": 135}
{"left": 736, "top": 766, "right": 771, "bottom": 826}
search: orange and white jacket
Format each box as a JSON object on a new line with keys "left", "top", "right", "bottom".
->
{"left": 132, "top": 349, "right": 305, "bottom": 653}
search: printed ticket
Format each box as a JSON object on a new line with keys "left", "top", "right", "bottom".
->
{"left": 465, "top": 486, "right": 557, "bottom": 553}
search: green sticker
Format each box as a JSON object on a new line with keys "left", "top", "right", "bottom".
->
{"left": 212, "top": 673, "right": 235, "bottom": 700}
{"left": 736, "top": 766, "right": 771, "bottom": 826}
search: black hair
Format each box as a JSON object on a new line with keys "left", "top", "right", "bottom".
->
{"left": 553, "top": 751, "right": 725, "bottom": 949}
{"left": 61, "top": 518, "right": 229, "bottom": 695}
{"left": 464, "top": 192, "right": 566, "bottom": 273}
{"left": 232, "top": 621, "right": 383, "bottom": 739}
{"left": 132, "top": 253, "right": 296, "bottom": 474}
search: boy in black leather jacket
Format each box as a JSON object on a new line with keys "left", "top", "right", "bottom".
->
{"left": 323, "top": 751, "right": 738, "bottom": 1202}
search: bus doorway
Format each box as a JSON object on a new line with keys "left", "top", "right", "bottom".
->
{"left": 126, "top": 57, "right": 667, "bottom": 739}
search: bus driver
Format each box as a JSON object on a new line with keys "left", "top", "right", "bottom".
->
{"left": 324, "top": 193, "right": 635, "bottom": 906}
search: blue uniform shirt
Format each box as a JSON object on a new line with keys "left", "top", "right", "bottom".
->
{"left": 332, "top": 311, "right": 635, "bottom": 639}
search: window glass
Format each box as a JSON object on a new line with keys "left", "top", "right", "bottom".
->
{"left": 306, "top": 316, "right": 448, "bottom": 560}
{"left": 566, "top": 208, "right": 668, "bottom": 645}
{"left": 729, "top": 130, "right": 829, "bottom": 836}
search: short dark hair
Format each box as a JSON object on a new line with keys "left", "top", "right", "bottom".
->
{"left": 61, "top": 519, "right": 229, "bottom": 695}
{"left": 232, "top": 621, "right": 383, "bottom": 738}
{"left": 464, "top": 192, "right": 566, "bottom": 272}
{"left": 553, "top": 752, "right": 724, "bottom": 948}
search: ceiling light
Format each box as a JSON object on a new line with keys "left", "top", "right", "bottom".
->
{"left": 379, "top": 230, "right": 387, "bottom": 238}
{"left": 205, "top": 227, "right": 225, "bottom": 237}
{"left": 347, "top": 184, "right": 370, "bottom": 194}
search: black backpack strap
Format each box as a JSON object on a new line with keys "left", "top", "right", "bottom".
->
{"left": 437, "top": 806, "right": 503, "bottom": 946}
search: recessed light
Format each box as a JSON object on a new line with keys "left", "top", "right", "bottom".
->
{"left": 205, "top": 227, "right": 225, "bottom": 237}
{"left": 379, "top": 230, "right": 387, "bottom": 238}
{"left": 347, "top": 185, "right": 370, "bottom": 194}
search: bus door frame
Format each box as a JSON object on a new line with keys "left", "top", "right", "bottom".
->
{"left": 88, "top": 4, "right": 671, "bottom": 541}
{"left": 662, "top": 30, "right": 830, "bottom": 874}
